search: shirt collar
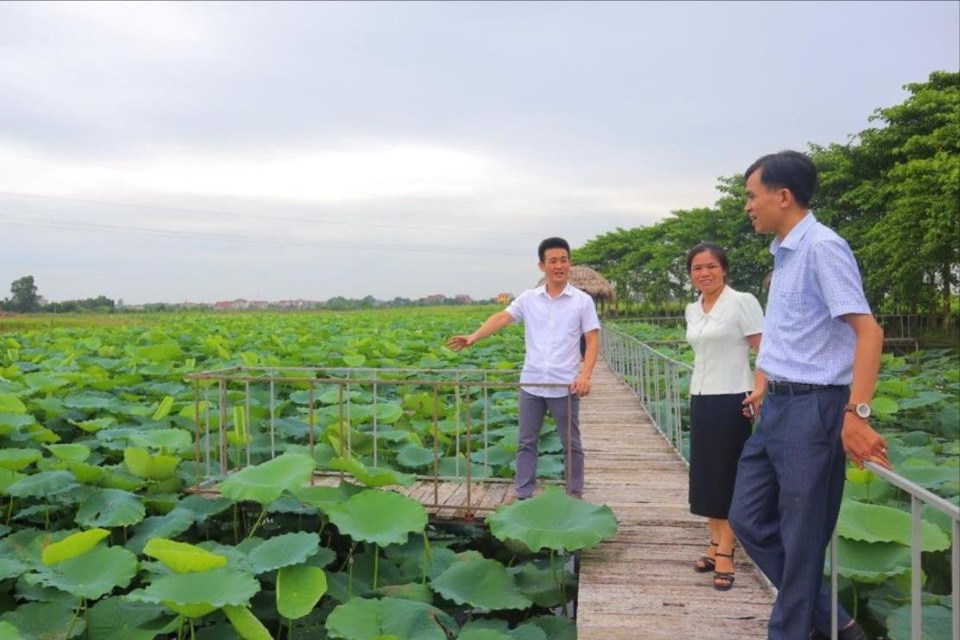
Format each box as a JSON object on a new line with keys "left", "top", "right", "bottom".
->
{"left": 770, "top": 211, "right": 817, "bottom": 255}
{"left": 536, "top": 282, "right": 575, "bottom": 297}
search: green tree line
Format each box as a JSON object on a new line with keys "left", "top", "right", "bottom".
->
{"left": 574, "top": 71, "right": 959, "bottom": 328}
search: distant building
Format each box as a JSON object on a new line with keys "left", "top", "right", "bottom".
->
{"left": 454, "top": 294, "right": 473, "bottom": 304}
{"left": 497, "top": 292, "right": 513, "bottom": 305}
{"left": 425, "top": 294, "right": 446, "bottom": 305}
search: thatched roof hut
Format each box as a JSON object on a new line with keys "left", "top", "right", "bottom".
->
{"left": 538, "top": 265, "right": 616, "bottom": 315}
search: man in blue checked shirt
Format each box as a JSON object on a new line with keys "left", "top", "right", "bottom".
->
{"left": 729, "top": 150, "right": 892, "bottom": 640}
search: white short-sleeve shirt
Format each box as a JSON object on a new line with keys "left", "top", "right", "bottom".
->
{"left": 506, "top": 283, "right": 601, "bottom": 398}
{"left": 685, "top": 285, "right": 764, "bottom": 395}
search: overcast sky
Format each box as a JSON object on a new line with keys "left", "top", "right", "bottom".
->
{"left": 1, "top": 1, "right": 957, "bottom": 305}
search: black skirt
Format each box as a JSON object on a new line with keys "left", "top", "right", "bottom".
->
{"left": 688, "top": 394, "right": 753, "bottom": 518}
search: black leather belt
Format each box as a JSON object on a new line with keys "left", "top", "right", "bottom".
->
{"left": 767, "top": 381, "right": 845, "bottom": 396}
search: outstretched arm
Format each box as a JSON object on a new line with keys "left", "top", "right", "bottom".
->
{"left": 446, "top": 311, "right": 515, "bottom": 351}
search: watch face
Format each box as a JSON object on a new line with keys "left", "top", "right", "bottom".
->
{"left": 856, "top": 403, "right": 871, "bottom": 419}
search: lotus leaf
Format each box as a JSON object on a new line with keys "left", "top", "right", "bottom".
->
{"left": 885, "top": 602, "right": 952, "bottom": 640}
{"left": 30, "top": 545, "right": 138, "bottom": 599}
{"left": 325, "top": 596, "right": 455, "bottom": 640}
{"left": 276, "top": 564, "right": 328, "bottom": 619}
{"left": 63, "top": 392, "right": 115, "bottom": 411}
{"left": 373, "top": 582, "right": 433, "bottom": 603}
{"left": 457, "top": 629, "right": 514, "bottom": 640}
{"left": 133, "top": 343, "right": 184, "bottom": 362}
{"left": 0, "top": 600, "right": 84, "bottom": 639}
{"left": 246, "top": 532, "right": 320, "bottom": 574}
{"left": 126, "top": 567, "right": 260, "bottom": 617}
{"left": 220, "top": 452, "right": 316, "bottom": 505}
{"left": 127, "top": 428, "right": 193, "bottom": 451}
{"left": 143, "top": 538, "right": 228, "bottom": 573}
{"left": 487, "top": 486, "right": 618, "bottom": 552}
{"left": 430, "top": 555, "right": 532, "bottom": 611}
{"left": 328, "top": 457, "right": 415, "bottom": 488}
{"left": 6, "top": 470, "right": 79, "bottom": 498}
{"left": 124, "top": 447, "right": 180, "bottom": 480}
{"left": 509, "top": 562, "right": 574, "bottom": 608}
{"left": 0, "top": 393, "right": 27, "bottom": 413}
{"left": 0, "top": 448, "right": 42, "bottom": 472}
{"left": 343, "top": 354, "right": 366, "bottom": 367}
{"left": 0, "top": 413, "right": 35, "bottom": 435}
{"left": 837, "top": 500, "right": 950, "bottom": 551}
{"left": 824, "top": 538, "right": 913, "bottom": 583}
{"left": 396, "top": 445, "right": 435, "bottom": 469}
{"left": 85, "top": 598, "right": 177, "bottom": 640}
{"left": 871, "top": 396, "right": 899, "bottom": 415}
{"left": 327, "top": 489, "right": 428, "bottom": 546}
{"left": 223, "top": 604, "right": 273, "bottom": 640}
{"left": 75, "top": 487, "right": 146, "bottom": 528}
{"left": 42, "top": 528, "right": 110, "bottom": 565}
{"left": 0, "top": 621, "right": 23, "bottom": 640}
{"left": 527, "top": 615, "right": 576, "bottom": 640}
{"left": 45, "top": 443, "right": 91, "bottom": 462}
{"left": 0, "top": 469, "right": 24, "bottom": 493}
{"left": 23, "top": 373, "right": 69, "bottom": 393}
{"left": 126, "top": 509, "right": 197, "bottom": 554}
{"left": 72, "top": 416, "right": 117, "bottom": 433}
{"left": 459, "top": 619, "right": 548, "bottom": 640}
{"left": 64, "top": 460, "right": 106, "bottom": 484}
{"left": 895, "top": 464, "right": 959, "bottom": 492}
{"left": 0, "top": 556, "right": 29, "bottom": 581}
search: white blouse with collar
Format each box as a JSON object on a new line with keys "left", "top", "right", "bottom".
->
{"left": 685, "top": 285, "right": 764, "bottom": 396}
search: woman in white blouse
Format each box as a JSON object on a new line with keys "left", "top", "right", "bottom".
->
{"left": 685, "top": 242, "right": 764, "bottom": 591}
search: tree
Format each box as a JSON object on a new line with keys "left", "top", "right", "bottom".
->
{"left": 811, "top": 71, "right": 959, "bottom": 326}
{"left": 6, "top": 275, "right": 40, "bottom": 313}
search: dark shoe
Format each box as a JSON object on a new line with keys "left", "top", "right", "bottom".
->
{"left": 810, "top": 621, "right": 868, "bottom": 640}
{"left": 694, "top": 541, "right": 718, "bottom": 573}
{"left": 713, "top": 550, "right": 735, "bottom": 591}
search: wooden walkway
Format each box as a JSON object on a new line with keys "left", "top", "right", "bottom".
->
{"left": 576, "top": 359, "right": 775, "bottom": 639}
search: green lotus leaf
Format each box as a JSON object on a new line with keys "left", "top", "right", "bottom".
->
{"left": 0, "top": 600, "right": 84, "bottom": 639}
{"left": 6, "top": 470, "right": 79, "bottom": 498}
{"left": 487, "top": 486, "right": 618, "bottom": 552}
{"left": 510, "top": 561, "right": 574, "bottom": 608}
{"left": 133, "top": 343, "right": 184, "bottom": 362}
{"left": 276, "top": 564, "right": 328, "bottom": 620}
{"left": 328, "top": 456, "right": 415, "bottom": 488}
{"left": 127, "top": 428, "right": 193, "bottom": 451}
{"left": 0, "top": 448, "right": 43, "bottom": 471}
{"left": 824, "top": 537, "right": 913, "bottom": 583}
{"left": 223, "top": 604, "right": 272, "bottom": 640}
{"left": 837, "top": 500, "right": 950, "bottom": 551}
{"left": 0, "top": 621, "right": 23, "bottom": 640}
{"left": 127, "top": 567, "right": 260, "bottom": 617}
{"left": 327, "top": 489, "right": 428, "bottom": 546}
{"left": 220, "top": 453, "right": 316, "bottom": 505}
{"left": 85, "top": 598, "right": 177, "bottom": 640}
{"left": 437, "top": 457, "right": 493, "bottom": 479}
{"left": 23, "top": 373, "right": 69, "bottom": 393}
{"left": 325, "top": 597, "right": 455, "bottom": 640}
{"left": 42, "top": 528, "right": 110, "bottom": 565}
{"left": 63, "top": 392, "right": 115, "bottom": 411}
{"left": 343, "top": 354, "right": 366, "bottom": 367}
{"left": 0, "top": 469, "right": 23, "bottom": 493}
{"left": 64, "top": 460, "right": 106, "bottom": 484}
{"left": 0, "top": 393, "right": 27, "bottom": 413}
{"left": 431, "top": 556, "right": 532, "bottom": 611}
{"left": 527, "top": 615, "right": 576, "bottom": 640}
{"left": 30, "top": 545, "right": 138, "bottom": 599}
{"left": 895, "top": 464, "right": 959, "bottom": 491}
{"left": 374, "top": 582, "right": 434, "bottom": 603}
{"left": 871, "top": 396, "right": 899, "bottom": 415}
{"left": 0, "top": 556, "right": 30, "bottom": 581}
{"left": 471, "top": 445, "right": 515, "bottom": 466}
{"left": 885, "top": 603, "right": 952, "bottom": 640}
{"left": 143, "top": 538, "right": 228, "bottom": 573}
{"left": 396, "top": 445, "right": 435, "bottom": 469}
{"left": 457, "top": 628, "right": 514, "bottom": 640}
{"left": 246, "top": 532, "right": 320, "bottom": 574}
{"left": 75, "top": 488, "right": 146, "bottom": 528}
{"left": 45, "top": 444, "right": 91, "bottom": 462}
{"left": 124, "top": 447, "right": 180, "bottom": 480}
{"left": 290, "top": 482, "right": 364, "bottom": 513}
{"left": 0, "top": 412, "right": 35, "bottom": 435}
{"left": 72, "top": 416, "right": 117, "bottom": 433}
{"left": 845, "top": 466, "right": 879, "bottom": 486}
{"left": 125, "top": 508, "right": 197, "bottom": 554}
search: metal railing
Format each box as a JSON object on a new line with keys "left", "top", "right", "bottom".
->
{"left": 183, "top": 365, "right": 573, "bottom": 516}
{"left": 601, "top": 324, "right": 960, "bottom": 640}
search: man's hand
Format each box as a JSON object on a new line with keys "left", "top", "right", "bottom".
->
{"left": 841, "top": 415, "right": 891, "bottom": 470}
{"left": 570, "top": 375, "right": 591, "bottom": 398}
{"left": 446, "top": 335, "right": 473, "bottom": 352}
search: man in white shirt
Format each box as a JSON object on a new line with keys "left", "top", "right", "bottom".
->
{"left": 447, "top": 237, "right": 600, "bottom": 499}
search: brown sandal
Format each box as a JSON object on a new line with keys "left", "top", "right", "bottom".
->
{"left": 694, "top": 541, "right": 718, "bottom": 573}
{"left": 713, "top": 551, "right": 735, "bottom": 591}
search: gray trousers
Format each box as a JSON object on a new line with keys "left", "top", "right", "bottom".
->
{"left": 516, "top": 389, "right": 583, "bottom": 498}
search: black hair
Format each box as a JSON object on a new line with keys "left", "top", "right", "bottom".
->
{"left": 744, "top": 150, "right": 818, "bottom": 208}
{"left": 538, "top": 237, "right": 571, "bottom": 263}
{"left": 686, "top": 242, "right": 729, "bottom": 275}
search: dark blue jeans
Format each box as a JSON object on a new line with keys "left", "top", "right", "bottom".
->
{"left": 729, "top": 386, "right": 853, "bottom": 639}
